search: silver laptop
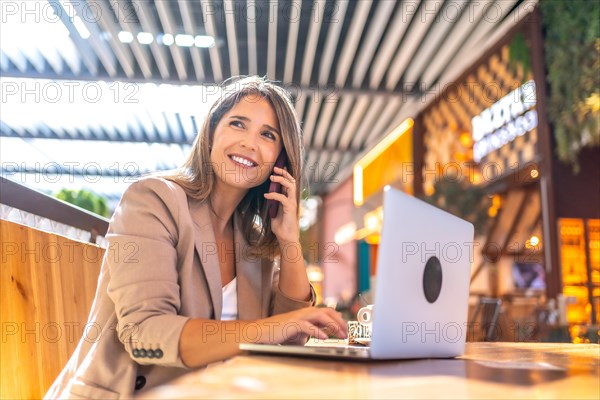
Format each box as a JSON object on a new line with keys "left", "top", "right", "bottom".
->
{"left": 240, "top": 186, "right": 474, "bottom": 360}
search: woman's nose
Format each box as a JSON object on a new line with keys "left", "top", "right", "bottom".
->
{"left": 240, "top": 132, "right": 258, "bottom": 150}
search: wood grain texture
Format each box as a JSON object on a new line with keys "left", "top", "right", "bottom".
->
{"left": 139, "top": 342, "right": 600, "bottom": 399}
{"left": 1, "top": 220, "right": 103, "bottom": 399}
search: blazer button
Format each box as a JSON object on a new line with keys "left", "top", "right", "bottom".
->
{"left": 154, "top": 349, "right": 164, "bottom": 359}
{"left": 135, "top": 375, "right": 146, "bottom": 390}
{"left": 139, "top": 349, "right": 147, "bottom": 358}
{"left": 146, "top": 349, "right": 155, "bottom": 358}
{"left": 132, "top": 349, "right": 140, "bottom": 358}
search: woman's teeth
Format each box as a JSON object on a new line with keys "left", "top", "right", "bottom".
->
{"left": 230, "top": 155, "right": 256, "bottom": 167}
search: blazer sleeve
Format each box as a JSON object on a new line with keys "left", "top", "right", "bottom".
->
{"left": 105, "top": 177, "right": 190, "bottom": 368}
{"left": 269, "top": 262, "right": 317, "bottom": 315}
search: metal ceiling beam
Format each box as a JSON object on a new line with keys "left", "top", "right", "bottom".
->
{"left": 349, "top": 97, "right": 385, "bottom": 149}
{"left": 363, "top": 97, "right": 404, "bottom": 147}
{"left": 294, "top": 95, "right": 307, "bottom": 129}
{"left": 336, "top": 96, "right": 369, "bottom": 149}
{"left": 61, "top": 1, "right": 117, "bottom": 77}
{"left": 301, "top": 99, "right": 321, "bottom": 147}
{"left": 317, "top": 0, "right": 348, "bottom": 85}
{"left": 335, "top": 0, "right": 372, "bottom": 87}
{"left": 21, "top": 46, "right": 46, "bottom": 74}
{"left": 267, "top": 0, "right": 278, "bottom": 79}
{"left": 385, "top": 0, "right": 441, "bottom": 90}
{"left": 369, "top": 0, "right": 419, "bottom": 88}
{"left": 311, "top": 100, "right": 337, "bottom": 149}
{"left": 109, "top": 1, "right": 153, "bottom": 79}
{"left": 246, "top": 0, "right": 258, "bottom": 75}
{"left": 351, "top": 0, "right": 395, "bottom": 88}
{"left": 420, "top": 0, "right": 494, "bottom": 88}
{"left": 283, "top": 0, "right": 302, "bottom": 83}
{"left": 324, "top": 97, "right": 353, "bottom": 150}
{"left": 1, "top": 47, "right": 28, "bottom": 73}
{"left": 94, "top": 0, "right": 135, "bottom": 78}
{"left": 179, "top": 0, "right": 206, "bottom": 81}
{"left": 155, "top": 0, "right": 188, "bottom": 81}
{"left": 300, "top": 0, "right": 325, "bottom": 85}
{"left": 403, "top": 0, "right": 469, "bottom": 86}
{"left": 437, "top": 0, "right": 521, "bottom": 87}
{"left": 298, "top": 0, "right": 327, "bottom": 148}
{"left": 134, "top": 0, "right": 170, "bottom": 79}
{"left": 200, "top": 0, "right": 223, "bottom": 82}
{"left": 223, "top": 0, "right": 240, "bottom": 76}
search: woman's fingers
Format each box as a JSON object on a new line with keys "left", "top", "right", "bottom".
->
{"left": 274, "top": 166, "right": 295, "bottom": 183}
{"left": 308, "top": 309, "right": 348, "bottom": 339}
{"left": 258, "top": 307, "right": 347, "bottom": 344}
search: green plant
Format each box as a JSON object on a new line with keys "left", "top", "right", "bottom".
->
{"left": 509, "top": 32, "right": 532, "bottom": 78}
{"left": 541, "top": 0, "right": 600, "bottom": 171}
{"left": 420, "top": 177, "right": 491, "bottom": 235}
{"left": 55, "top": 189, "right": 110, "bottom": 218}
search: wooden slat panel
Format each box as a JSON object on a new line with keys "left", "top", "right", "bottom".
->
{"left": 1, "top": 220, "right": 103, "bottom": 399}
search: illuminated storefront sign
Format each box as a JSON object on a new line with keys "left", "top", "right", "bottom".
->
{"left": 472, "top": 80, "right": 538, "bottom": 162}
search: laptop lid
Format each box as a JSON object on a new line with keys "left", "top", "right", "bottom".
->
{"left": 370, "top": 187, "right": 474, "bottom": 359}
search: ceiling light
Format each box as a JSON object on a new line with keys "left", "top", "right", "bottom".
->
{"left": 118, "top": 31, "right": 133, "bottom": 43}
{"left": 175, "top": 34, "right": 194, "bottom": 47}
{"left": 137, "top": 32, "right": 153, "bottom": 45}
{"left": 161, "top": 34, "right": 174, "bottom": 46}
{"left": 195, "top": 35, "right": 215, "bottom": 48}
{"left": 529, "top": 235, "right": 540, "bottom": 247}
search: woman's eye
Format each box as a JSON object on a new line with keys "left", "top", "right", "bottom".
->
{"left": 231, "top": 120, "right": 244, "bottom": 128}
{"left": 262, "top": 131, "right": 276, "bottom": 141}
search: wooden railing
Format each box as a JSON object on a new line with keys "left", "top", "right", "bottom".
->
{"left": 0, "top": 177, "right": 109, "bottom": 240}
{"left": 1, "top": 179, "right": 109, "bottom": 398}
{"left": 1, "top": 220, "right": 104, "bottom": 399}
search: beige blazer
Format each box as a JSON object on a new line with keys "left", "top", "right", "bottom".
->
{"left": 45, "top": 177, "right": 315, "bottom": 399}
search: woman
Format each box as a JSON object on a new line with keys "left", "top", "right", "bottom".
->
{"left": 46, "top": 76, "right": 347, "bottom": 398}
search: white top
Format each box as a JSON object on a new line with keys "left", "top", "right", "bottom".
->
{"left": 221, "top": 277, "right": 238, "bottom": 321}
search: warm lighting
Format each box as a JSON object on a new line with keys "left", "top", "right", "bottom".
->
{"left": 492, "top": 195, "right": 502, "bottom": 208}
{"left": 365, "top": 233, "right": 380, "bottom": 245}
{"left": 365, "top": 214, "right": 379, "bottom": 231}
{"left": 460, "top": 132, "right": 473, "bottom": 147}
{"left": 353, "top": 165, "right": 364, "bottom": 206}
{"left": 530, "top": 169, "right": 539, "bottom": 178}
{"left": 306, "top": 265, "right": 324, "bottom": 282}
{"left": 424, "top": 183, "right": 435, "bottom": 196}
{"left": 470, "top": 171, "right": 482, "bottom": 185}
{"left": 526, "top": 235, "right": 540, "bottom": 248}
{"left": 353, "top": 118, "right": 414, "bottom": 206}
{"left": 334, "top": 222, "right": 357, "bottom": 245}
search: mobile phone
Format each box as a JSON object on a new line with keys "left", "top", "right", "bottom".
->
{"left": 267, "top": 151, "right": 288, "bottom": 218}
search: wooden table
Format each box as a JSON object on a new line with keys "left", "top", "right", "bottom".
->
{"left": 139, "top": 342, "right": 600, "bottom": 399}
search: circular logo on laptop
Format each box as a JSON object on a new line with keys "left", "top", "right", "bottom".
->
{"left": 423, "top": 256, "right": 443, "bottom": 303}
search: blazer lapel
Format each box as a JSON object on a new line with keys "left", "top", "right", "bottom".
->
{"left": 189, "top": 199, "right": 222, "bottom": 320}
{"left": 234, "top": 213, "right": 264, "bottom": 320}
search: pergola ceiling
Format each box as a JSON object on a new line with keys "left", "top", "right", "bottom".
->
{"left": 1, "top": 0, "right": 536, "bottom": 202}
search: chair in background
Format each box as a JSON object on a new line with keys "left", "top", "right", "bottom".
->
{"left": 470, "top": 297, "right": 503, "bottom": 341}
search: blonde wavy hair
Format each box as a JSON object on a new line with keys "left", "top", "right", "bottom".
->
{"left": 162, "top": 76, "right": 304, "bottom": 259}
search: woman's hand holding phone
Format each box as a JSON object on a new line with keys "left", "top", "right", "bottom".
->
{"left": 264, "top": 153, "right": 299, "bottom": 244}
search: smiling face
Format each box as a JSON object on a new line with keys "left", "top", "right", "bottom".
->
{"left": 209, "top": 95, "right": 283, "bottom": 193}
